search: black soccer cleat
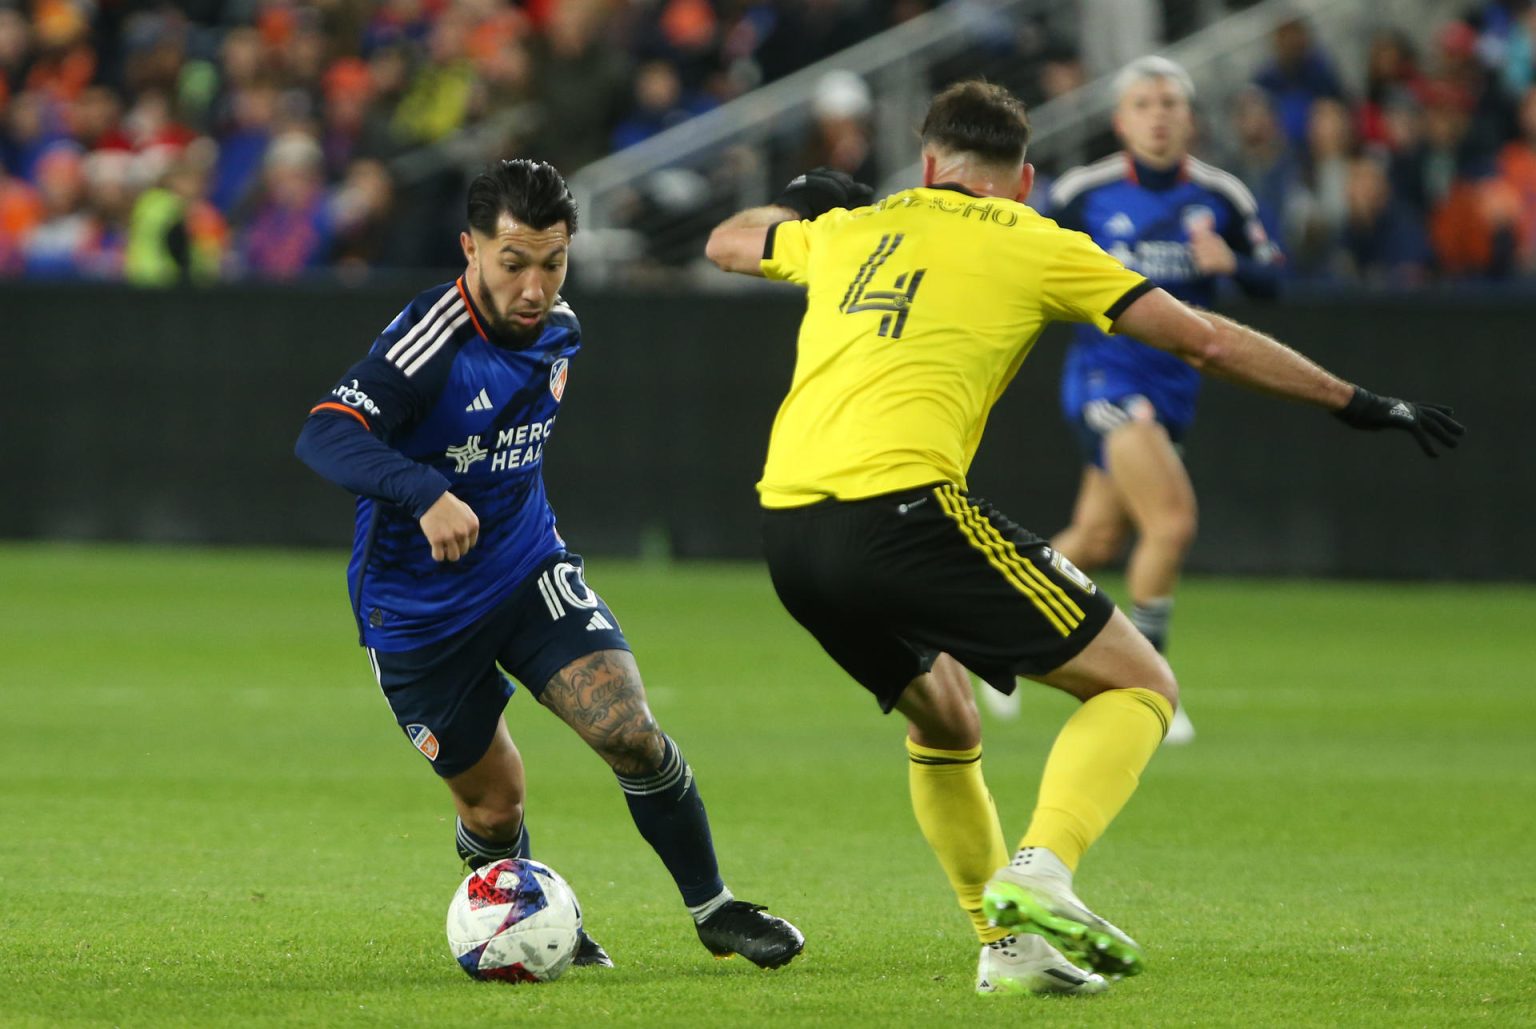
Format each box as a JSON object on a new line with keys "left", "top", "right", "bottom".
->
{"left": 572, "top": 928, "right": 614, "bottom": 968}
{"left": 695, "top": 900, "right": 805, "bottom": 969}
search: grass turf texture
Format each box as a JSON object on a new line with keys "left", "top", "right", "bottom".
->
{"left": 2, "top": 543, "right": 1533, "bottom": 1028}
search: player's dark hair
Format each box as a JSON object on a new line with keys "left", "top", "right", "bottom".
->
{"left": 466, "top": 159, "right": 578, "bottom": 236}
{"left": 920, "top": 80, "right": 1031, "bottom": 166}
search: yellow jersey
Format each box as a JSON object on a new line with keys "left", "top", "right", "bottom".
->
{"left": 757, "top": 184, "right": 1150, "bottom": 508}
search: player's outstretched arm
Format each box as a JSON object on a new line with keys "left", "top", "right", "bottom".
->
{"left": 1112, "top": 287, "right": 1464, "bottom": 456}
{"left": 706, "top": 167, "right": 874, "bottom": 276}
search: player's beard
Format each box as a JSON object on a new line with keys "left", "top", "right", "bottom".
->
{"left": 475, "top": 275, "right": 546, "bottom": 344}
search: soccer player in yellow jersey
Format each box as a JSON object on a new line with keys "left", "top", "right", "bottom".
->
{"left": 705, "top": 80, "right": 1462, "bottom": 997}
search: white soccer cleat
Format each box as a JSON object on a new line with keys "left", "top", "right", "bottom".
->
{"left": 1162, "top": 703, "right": 1196, "bottom": 746}
{"left": 976, "top": 933, "right": 1108, "bottom": 996}
{"left": 982, "top": 847, "right": 1144, "bottom": 979}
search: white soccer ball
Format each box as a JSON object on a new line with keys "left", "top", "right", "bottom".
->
{"left": 446, "top": 857, "right": 583, "bottom": 982}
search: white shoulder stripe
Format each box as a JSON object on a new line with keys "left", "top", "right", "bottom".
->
{"left": 386, "top": 288, "right": 461, "bottom": 362}
{"left": 401, "top": 309, "right": 472, "bottom": 378}
{"left": 393, "top": 295, "right": 466, "bottom": 370}
{"left": 1186, "top": 158, "right": 1258, "bottom": 216}
{"left": 1050, "top": 155, "right": 1126, "bottom": 206}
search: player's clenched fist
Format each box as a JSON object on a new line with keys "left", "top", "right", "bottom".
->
{"left": 420, "top": 491, "right": 480, "bottom": 561}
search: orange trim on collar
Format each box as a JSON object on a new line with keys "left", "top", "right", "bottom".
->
{"left": 457, "top": 275, "right": 490, "bottom": 340}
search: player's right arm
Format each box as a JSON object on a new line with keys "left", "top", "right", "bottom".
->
{"left": 1111, "top": 287, "right": 1463, "bottom": 456}
{"left": 294, "top": 351, "right": 479, "bottom": 561}
{"left": 705, "top": 205, "right": 798, "bottom": 277}
{"left": 707, "top": 168, "right": 874, "bottom": 277}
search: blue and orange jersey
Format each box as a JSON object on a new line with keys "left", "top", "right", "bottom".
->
{"left": 1049, "top": 153, "right": 1282, "bottom": 425}
{"left": 296, "top": 277, "right": 581, "bottom": 651}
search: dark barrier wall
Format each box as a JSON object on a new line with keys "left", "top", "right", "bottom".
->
{"left": 2, "top": 283, "right": 1529, "bottom": 579}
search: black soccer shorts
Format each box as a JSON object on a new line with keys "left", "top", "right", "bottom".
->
{"left": 366, "top": 551, "right": 630, "bottom": 777}
{"left": 761, "top": 483, "right": 1114, "bottom": 712}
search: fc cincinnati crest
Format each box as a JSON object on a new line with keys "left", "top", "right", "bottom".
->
{"left": 406, "top": 723, "right": 440, "bottom": 761}
{"left": 549, "top": 358, "right": 569, "bottom": 401}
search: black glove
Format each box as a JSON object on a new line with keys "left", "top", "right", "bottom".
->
{"left": 773, "top": 167, "right": 874, "bottom": 219}
{"left": 1334, "top": 387, "right": 1465, "bottom": 458}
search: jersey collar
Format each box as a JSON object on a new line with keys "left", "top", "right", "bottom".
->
{"left": 927, "top": 181, "right": 984, "bottom": 198}
{"left": 1124, "top": 153, "right": 1188, "bottom": 192}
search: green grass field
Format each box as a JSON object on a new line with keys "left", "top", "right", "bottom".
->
{"left": 3, "top": 543, "right": 1533, "bottom": 1027}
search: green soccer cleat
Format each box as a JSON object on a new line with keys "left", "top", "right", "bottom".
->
{"left": 982, "top": 848, "right": 1145, "bottom": 979}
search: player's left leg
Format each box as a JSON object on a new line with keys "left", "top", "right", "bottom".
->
{"left": 1103, "top": 418, "right": 1196, "bottom": 647}
{"left": 539, "top": 649, "right": 804, "bottom": 969}
{"left": 984, "top": 610, "right": 1176, "bottom": 977}
{"left": 1103, "top": 419, "right": 1197, "bottom": 743}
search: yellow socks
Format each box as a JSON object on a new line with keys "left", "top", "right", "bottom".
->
{"left": 1020, "top": 687, "right": 1173, "bottom": 872}
{"left": 906, "top": 738, "right": 1010, "bottom": 943}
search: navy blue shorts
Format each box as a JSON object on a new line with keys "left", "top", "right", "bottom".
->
{"left": 365, "top": 551, "right": 630, "bottom": 778}
{"left": 1067, "top": 392, "right": 1189, "bottom": 469}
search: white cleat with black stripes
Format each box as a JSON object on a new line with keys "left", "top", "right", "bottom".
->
{"left": 975, "top": 933, "right": 1108, "bottom": 996}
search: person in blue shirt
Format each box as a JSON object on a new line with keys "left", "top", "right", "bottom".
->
{"left": 994, "top": 58, "right": 1284, "bottom": 742}
{"left": 294, "top": 159, "right": 803, "bottom": 972}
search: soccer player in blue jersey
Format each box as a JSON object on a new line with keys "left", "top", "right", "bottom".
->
{"left": 294, "top": 159, "right": 803, "bottom": 971}
{"left": 986, "top": 57, "right": 1284, "bottom": 740}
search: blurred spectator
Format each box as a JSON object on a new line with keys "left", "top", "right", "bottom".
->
{"left": 392, "top": 10, "right": 477, "bottom": 145}
{"left": 1253, "top": 18, "right": 1345, "bottom": 151}
{"left": 1434, "top": 19, "right": 1515, "bottom": 166}
{"left": 1430, "top": 171, "right": 1521, "bottom": 278}
{"left": 1500, "top": 3, "right": 1536, "bottom": 97}
{"left": 527, "top": 0, "right": 630, "bottom": 170}
{"left": 750, "top": 0, "right": 886, "bottom": 84}
{"left": 321, "top": 58, "right": 374, "bottom": 177}
{"left": 1357, "top": 31, "right": 1425, "bottom": 150}
{"left": 612, "top": 59, "right": 716, "bottom": 151}
{"left": 69, "top": 84, "right": 133, "bottom": 152}
{"left": 0, "top": 7, "right": 31, "bottom": 105}
{"left": 4, "top": 89, "right": 71, "bottom": 181}
{"left": 1497, "top": 84, "right": 1536, "bottom": 269}
{"left": 1418, "top": 80, "right": 1483, "bottom": 211}
{"left": 363, "top": 0, "right": 434, "bottom": 58}
{"left": 125, "top": 140, "right": 227, "bottom": 286}
{"left": 209, "top": 79, "right": 280, "bottom": 213}
{"left": 0, "top": 166, "right": 43, "bottom": 273}
{"left": 239, "top": 130, "right": 332, "bottom": 278}
{"left": 328, "top": 157, "right": 416, "bottom": 272}
{"left": 1291, "top": 98, "right": 1356, "bottom": 273}
{"left": 1225, "top": 86, "right": 1301, "bottom": 247}
{"left": 1335, "top": 156, "right": 1432, "bottom": 286}
{"left": 22, "top": 142, "right": 93, "bottom": 277}
{"left": 78, "top": 147, "right": 135, "bottom": 277}
{"left": 790, "top": 69, "right": 875, "bottom": 185}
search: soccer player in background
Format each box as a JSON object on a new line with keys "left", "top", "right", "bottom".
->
{"left": 295, "top": 159, "right": 804, "bottom": 972}
{"left": 705, "top": 82, "right": 1459, "bottom": 996}
{"left": 977, "top": 57, "right": 1284, "bottom": 739}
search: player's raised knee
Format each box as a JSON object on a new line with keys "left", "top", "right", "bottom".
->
{"left": 596, "top": 723, "right": 667, "bottom": 778}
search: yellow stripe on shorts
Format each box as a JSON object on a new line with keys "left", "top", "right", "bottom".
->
{"left": 934, "top": 486, "right": 1074, "bottom": 637}
{"left": 949, "top": 494, "right": 1084, "bottom": 629}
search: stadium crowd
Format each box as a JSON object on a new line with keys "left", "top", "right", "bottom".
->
{"left": 0, "top": 0, "right": 1531, "bottom": 287}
